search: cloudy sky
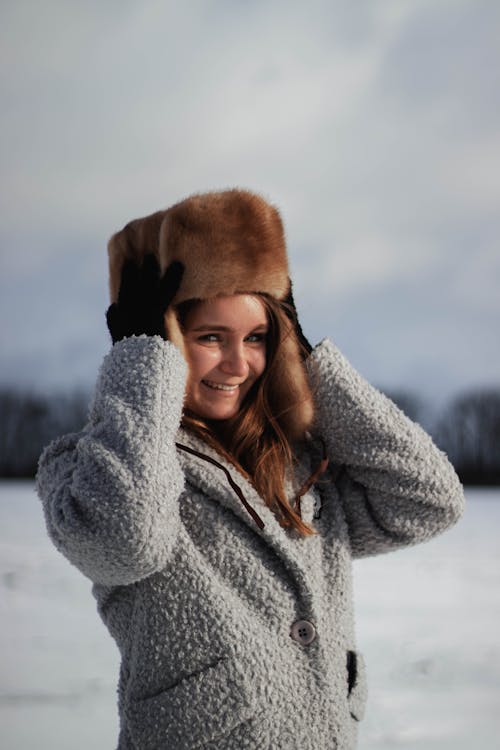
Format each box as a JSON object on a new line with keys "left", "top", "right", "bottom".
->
{"left": 1, "top": 0, "right": 499, "bottom": 406}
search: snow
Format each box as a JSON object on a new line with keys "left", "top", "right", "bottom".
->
{"left": 1, "top": 482, "right": 499, "bottom": 749}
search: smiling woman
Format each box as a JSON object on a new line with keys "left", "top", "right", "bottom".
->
{"left": 36, "top": 188, "right": 465, "bottom": 750}
{"left": 181, "top": 295, "right": 268, "bottom": 421}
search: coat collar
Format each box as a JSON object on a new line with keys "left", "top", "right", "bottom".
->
{"left": 175, "top": 427, "right": 320, "bottom": 601}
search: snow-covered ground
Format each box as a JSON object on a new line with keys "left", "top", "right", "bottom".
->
{"left": 1, "top": 482, "right": 499, "bottom": 749}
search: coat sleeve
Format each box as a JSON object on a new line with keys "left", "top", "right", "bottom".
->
{"left": 36, "top": 336, "right": 187, "bottom": 586}
{"left": 308, "top": 338, "right": 465, "bottom": 558}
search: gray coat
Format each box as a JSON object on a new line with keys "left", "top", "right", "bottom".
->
{"left": 36, "top": 336, "right": 465, "bottom": 749}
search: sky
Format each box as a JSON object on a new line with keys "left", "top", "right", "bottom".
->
{"left": 1, "top": 0, "right": 499, "bottom": 407}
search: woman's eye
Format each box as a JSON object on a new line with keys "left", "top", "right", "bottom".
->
{"left": 198, "top": 333, "right": 221, "bottom": 343}
{"left": 194, "top": 331, "right": 267, "bottom": 344}
{"left": 246, "top": 333, "right": 266, "bottom": 343}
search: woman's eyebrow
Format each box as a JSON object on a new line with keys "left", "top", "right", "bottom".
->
{"left": 191, "top": 325, "right": 231, "bottom": 332}
{"left": 191, "top": 324, "right": 268, "bottom": 332}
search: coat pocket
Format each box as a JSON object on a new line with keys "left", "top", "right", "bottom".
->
{"left": 346, "top": 650, "right": 368, "bottom": 722}
{"left": 126, "top": 656, "right": 258, "bottom": 750}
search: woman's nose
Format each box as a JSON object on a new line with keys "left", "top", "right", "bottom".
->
{"left": 220, "top": 344, "right": 249, "bottom": 377}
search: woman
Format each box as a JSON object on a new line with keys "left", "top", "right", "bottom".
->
{"left": 37, "top": 189, "right": 465, "bottom": 750}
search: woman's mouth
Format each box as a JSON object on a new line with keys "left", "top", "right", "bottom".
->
{"left": 202, "top": 380, "right": 240, "bottom": 392}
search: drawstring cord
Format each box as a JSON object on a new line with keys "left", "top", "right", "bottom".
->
{"left": 176, "top": 436, "right": 332, "bottom": 529}
{"left": 176, "top": 442, "right": 265, "bottom": 530}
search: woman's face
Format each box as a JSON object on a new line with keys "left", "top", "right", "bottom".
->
{"left": 182, "top": 295, "right": 268, "bottom": 421}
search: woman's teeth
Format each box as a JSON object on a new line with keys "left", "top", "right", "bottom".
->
{"left": 203, "top": 380, "right": 239, "bottom": 392}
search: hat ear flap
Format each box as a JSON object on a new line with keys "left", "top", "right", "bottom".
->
{"left": 267, "top": 317, "right": 314, "bottom": 441}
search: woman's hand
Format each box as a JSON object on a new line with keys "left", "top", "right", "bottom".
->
{"left": 282, "top": 280, "right": 313, "bottom": 358}
{"left": 106, "top": 254, "right": 184, "bottom": 343}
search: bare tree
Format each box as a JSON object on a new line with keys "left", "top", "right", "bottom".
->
{"left": 2, "top": 383, "right": 499, "bottom": 484}
{"left": 380, "top": 389, "right": 426, "bottom": 426}
{"left": 435, "top": 388, "right": 500, "bottom": 485}
{"left": 0, "top": 388, "right": 89, "bottom": 478}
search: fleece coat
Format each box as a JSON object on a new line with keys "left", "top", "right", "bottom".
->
{"left": 36, "top": 336, "right": 465, "bottom": 750}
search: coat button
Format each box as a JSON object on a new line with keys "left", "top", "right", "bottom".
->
{"left": 290, "top": 619, "right": 317, "bottom": 646}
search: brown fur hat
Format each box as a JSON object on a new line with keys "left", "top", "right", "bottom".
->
{"left": 107, "top": 189, "right": 313, "bottom": 438}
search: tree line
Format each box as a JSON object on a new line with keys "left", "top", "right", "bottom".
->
{"left": 0, "top": 389, "right": 89, "bottom": 478}
{"left": 0, "top": 385, "right": 499, "bottom": 485}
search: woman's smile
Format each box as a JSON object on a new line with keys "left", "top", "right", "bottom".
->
{"left": 201, "top": 379, "right": 241, "bottom": 392}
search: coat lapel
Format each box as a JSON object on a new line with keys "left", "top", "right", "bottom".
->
{"left": 175, "top": 428, "right": 318, "bottom": 603}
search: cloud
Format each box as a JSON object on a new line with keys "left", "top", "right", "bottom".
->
{"left": 1, "top": 0, "right": 499, "bottom": 400}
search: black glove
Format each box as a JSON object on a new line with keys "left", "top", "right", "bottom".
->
{"left": 106, "top": 254, "right": 184, "bottom": 344}
{"left": 282, "top": 280, "right": 313, "bottom": 357}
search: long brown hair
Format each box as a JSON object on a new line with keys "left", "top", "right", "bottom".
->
{"left": 177, "top": 294, "right": 317, "bottom": 536}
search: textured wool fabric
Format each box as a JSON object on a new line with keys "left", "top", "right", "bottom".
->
{"left": 37, "top": 337, "right": 465, "bottom": 749}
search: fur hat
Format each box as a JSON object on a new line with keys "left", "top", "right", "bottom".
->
{"left": 107, "top": 189, "right": 313, "bottom": 437}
